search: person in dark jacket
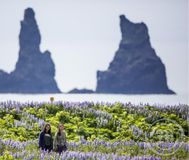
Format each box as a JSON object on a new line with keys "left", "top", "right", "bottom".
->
{"left": 39, "top": 123, "right": 53, "bottom": 152}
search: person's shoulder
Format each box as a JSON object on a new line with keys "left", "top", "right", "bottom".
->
{"left": 40, "top": 131, "right": 45, "bottom": 136}
{"left": 54, "top": 132, "right": 58, "bottom": 137}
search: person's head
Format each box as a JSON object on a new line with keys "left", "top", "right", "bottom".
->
{"left": 43, "top": 123, "right": 51, "bottom": 134}
{"left": 58, "top": 123, "right": 64, "bottom": 136}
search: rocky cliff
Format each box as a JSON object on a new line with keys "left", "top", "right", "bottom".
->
{"left": 68, "top": 88, "right": 94, "bottom": 94}
{"left": 0, "top": 8, "right": 61, "bottom": 93}
{"left": 96, "top": 15, "right": 175, "bottom": 94}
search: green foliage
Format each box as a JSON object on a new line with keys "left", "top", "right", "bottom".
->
{"left": 0, "top": 102, "right": 188, "bottom": 160}
{"left": 0, "top": 103, "right": 188, "bottom": 157}
{"left": 56, "top": 111, "right": 70, "bottom": 123}
{"left": 0, "top": 151, "right": 14, "bottom": 160}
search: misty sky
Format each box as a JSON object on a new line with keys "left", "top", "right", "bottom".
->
{"left": 0, "top": 0, "right": 188, "bottom": 94}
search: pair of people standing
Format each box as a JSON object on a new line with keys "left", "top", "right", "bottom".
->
{"left": 39, "top": 123, "right": 67, "bottom": 154}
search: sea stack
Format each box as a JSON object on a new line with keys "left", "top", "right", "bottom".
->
{"left": 0, "top": 8, "right": 61, "bottom": 93}
{"left": 96, "top": 15, "right": 175, "bottom": 94}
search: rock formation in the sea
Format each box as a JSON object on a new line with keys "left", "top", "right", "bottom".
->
{"left": 96, "top": 15, "right": 175, "bottom": 94}
{"left": 68, "top": 88, "right": 94, "bottom": 94}
{"left": 0, "top": 8, "right": 61, "bottom": 93}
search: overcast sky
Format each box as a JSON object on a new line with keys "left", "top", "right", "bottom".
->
{"left": 0, "top": 0, "right": 188, "bottom": 94}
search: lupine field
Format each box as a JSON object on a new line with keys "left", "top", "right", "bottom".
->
{"left": 0, "top": 100, "right": 188, "bottom": 160}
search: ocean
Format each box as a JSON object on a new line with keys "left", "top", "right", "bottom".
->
{"left": 0, "top": 93, "right": 188, "bottom": 105}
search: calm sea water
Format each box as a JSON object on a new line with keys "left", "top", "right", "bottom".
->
{"left": 0, "top": 93, "right": 188, "bottom": 105}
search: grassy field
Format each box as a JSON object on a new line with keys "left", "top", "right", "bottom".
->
{"left": 0, "top": 101, "right": 188, "bottom": 159}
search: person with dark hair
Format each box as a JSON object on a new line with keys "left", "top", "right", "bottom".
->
{"left": 39, "top": 123, "right": 53, "bottom": 152}
{"left": 53, "top": 123, "right": 67, "bottom": 154}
